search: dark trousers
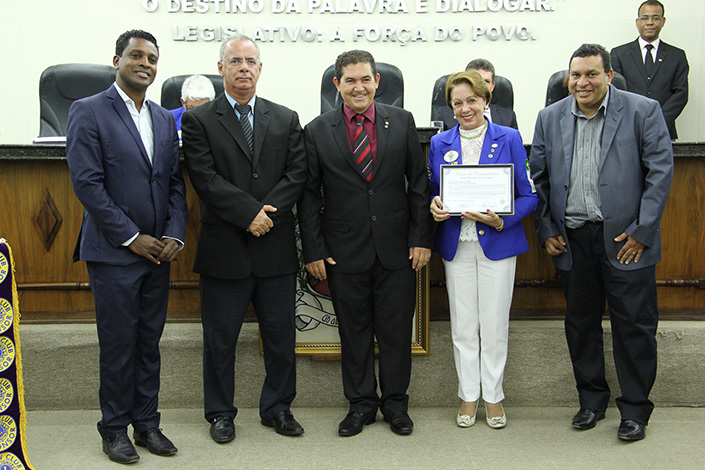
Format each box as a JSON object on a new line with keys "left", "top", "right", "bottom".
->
{"left": 87, "top": 260, "right": 171, "bottom": 438}
{"left": 561, "top": 223, "right": 658, "bottom": 425}
{"left": 200, "top": 273, "right": 297, "bottom": 422}
{"left": 327, "top": 258, "right": 416, "bottom": 417}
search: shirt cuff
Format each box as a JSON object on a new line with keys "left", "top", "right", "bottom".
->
{"left": 162, "top": 236, "right": 185, "bottom": 251}
{"left": 122, "top": 233, "right": 139, "bottom": 246}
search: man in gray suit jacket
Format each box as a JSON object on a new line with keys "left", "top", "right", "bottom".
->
{"left": 530, "top": 44, "right": 673, "bottom": 442}
{"left": 610, "top": 0, "right": 689, "bottom": 139}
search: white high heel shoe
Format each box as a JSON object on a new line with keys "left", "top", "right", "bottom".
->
{"left": 456, "top": 401, "right": 479, "bottom": 428}
{"left": 485, "top": 402, "right": 507, "bottom": 429}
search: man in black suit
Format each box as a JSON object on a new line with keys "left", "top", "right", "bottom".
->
{"left": 611, "top": 0, "right": 689, "bottom": 139}
{"left": 438, "top": 58, "right": 518, "bottom": 131}
{"left": 182, "top": 35, "right": 307, "bottom": 444}
{"left": 299, "top": 50, "right": 432, "bottom": 437}
{"left": 67, "top": 29, "right": 187, "bottom": 464}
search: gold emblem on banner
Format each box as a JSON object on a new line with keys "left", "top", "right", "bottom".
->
{"left": 0, "top": 254, "right": 8, "bottom": 285}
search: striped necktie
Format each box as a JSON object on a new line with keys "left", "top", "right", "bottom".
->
{"left": 353, "top": 114, "right": 373, "bottom": 181}
{"left": 235, "top": 103, "right": 253, "bottom": 154}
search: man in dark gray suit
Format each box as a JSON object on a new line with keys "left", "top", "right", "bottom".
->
{"left": 611, "top": 0, "right": 689, "bottom": 139}
{"left": 182, "top": 35, "right": 307, "bottom": 444}
{"left": 530, "top": 44, "right": 673, "bottom": 442}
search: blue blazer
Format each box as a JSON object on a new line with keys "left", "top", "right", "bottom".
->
{"left": 67, "top": 85, "right": 188, "bottom": 266}
{"left": 170, "top": 106, "right": 186, "bottom": 131}
{"left": 428, "top": 122, "right": 538, "bottom": 261}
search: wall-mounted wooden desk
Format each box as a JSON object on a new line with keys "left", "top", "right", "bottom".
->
{"left": 1, "top": 137, "right": 703, "bottom": 322}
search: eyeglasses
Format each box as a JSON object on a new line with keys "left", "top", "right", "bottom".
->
{"left": 638, "top": 16, "right": 662, "bottom": 22}
{"left": 227, "top": 57, "right": 259, "bottom": 66}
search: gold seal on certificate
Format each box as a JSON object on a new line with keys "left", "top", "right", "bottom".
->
{"left": 440, "top": 164, "right": 514, "bottom": 216}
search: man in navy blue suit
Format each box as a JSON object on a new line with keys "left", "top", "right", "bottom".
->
{"left": 67, "top": 29, "right": 188, "bottom": 464}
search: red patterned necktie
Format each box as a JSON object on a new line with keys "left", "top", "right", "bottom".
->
{"left": 353, "top": 114, "right": 373, "bottom": 181}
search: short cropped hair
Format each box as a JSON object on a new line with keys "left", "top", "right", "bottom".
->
{"left": 465, "top": 58, "right": 496, "bottom": 82}
{"left": 115, "top": 30, "right": 158, "bottom": 57}
{"left": 219, "top": 35, "right": 260, "bottom": 62}
{"left": 569, "top": 43, "right": 611, "bottom": 73}
{"left": 445, "top": 71, "right": 492, "bottom": 108}
{"left": 181, "top": 75, "right": 216, "bottom": 102}
{"left": 334, "top": 50, "right": 376, "bottom": 80}
{"left": 638, "top": 0, "right": 665, "bottom": 16}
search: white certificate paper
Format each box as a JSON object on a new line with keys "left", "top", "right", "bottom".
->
{"left": 440, "top": 164, "right": 514, "bottom": 216}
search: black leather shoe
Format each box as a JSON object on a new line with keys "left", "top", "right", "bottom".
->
{"left": 102, "top": 432, "right": 139, "bottom": 464}
{"left": 133, "top": 428, "right": 177, "bottom": 456}
{"left": 572, "top": 408, "right": 606, "bottom": 430}
{"left": 338, "top": 411, "right": 376, "bottom": 437}
{"left": 384, "top": 411, "right": 414, "bottom": 435}
{"left": 261, "top": 410, "right": 304, "bottom": 436}
{"left": 618, "top": 419, "right": 646, "bottom": 441}
{"left": 210, "top": 416, "right": 235, "bottom": 444}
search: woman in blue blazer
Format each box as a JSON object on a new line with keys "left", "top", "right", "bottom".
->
{"left": 428, "top": 71, "right": 538, "bottom": 429}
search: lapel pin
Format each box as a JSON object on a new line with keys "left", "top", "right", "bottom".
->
{"left": 491, "top": 143, "right": 498, "bottom": 148}
{"left": 444, "top": 150, "right": 459, "bottom": 163}
{"left": 385, "top": 121, "right": 389, "bottom": 128}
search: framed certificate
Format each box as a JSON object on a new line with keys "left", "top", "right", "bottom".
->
{"left": 440, "top": 164, "right": 514, "bottom": 216}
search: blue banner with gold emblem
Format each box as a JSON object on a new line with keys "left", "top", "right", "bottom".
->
{"left": 0, "top": 240, "right": 35, "bottom": 470}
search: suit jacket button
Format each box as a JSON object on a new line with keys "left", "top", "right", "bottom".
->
{"left": 368, "top": 189, "right": 373, "bottom": 195}
{"left": 371, "top": 216, "right": 377, "bottom": 221}
{"left": 253, "top": 173, "right": 259, "bottom": 179}
{"left": 478, "top": 230, "right": 485, "bottom": 236}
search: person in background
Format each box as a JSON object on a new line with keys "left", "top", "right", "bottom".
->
{"left": 170, "top": 74, "right": 216, "bottom": 131}
{"left": 428, "top": 71, "right": 537, "bottom": 430}
{"left": 610, "top": 0, "right": 689, "bottom": 140}
{"left": 437, "top": 59, "right": 518, "bottom": 131}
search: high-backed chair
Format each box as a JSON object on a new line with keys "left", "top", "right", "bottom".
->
{"left": 320, "top": 62, "right": 404, "bottom": 114}
{"left": 545, "top": 70, "right": 628, "bottom": 107}
{"left": 160, "top": 74, "right": 224, "bottom": 110}
{"left": 430, "top": 74, "right": 515, "bottom": 130}
{"left": 39, "top": 64, "right": 117, "bottom": 137}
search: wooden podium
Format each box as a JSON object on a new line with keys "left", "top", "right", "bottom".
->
{"left": 1, "top": 138, "right": 703, "bottom": 323}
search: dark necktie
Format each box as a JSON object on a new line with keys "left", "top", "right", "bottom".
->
{"left": 235, "top": 103, "right": 253, "bottom": 154}
{"left": 644, "top": 44, "right": 654, "bottom": 77}
{"left": 353, "top": 114, "right": 373, "bottom": 181}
